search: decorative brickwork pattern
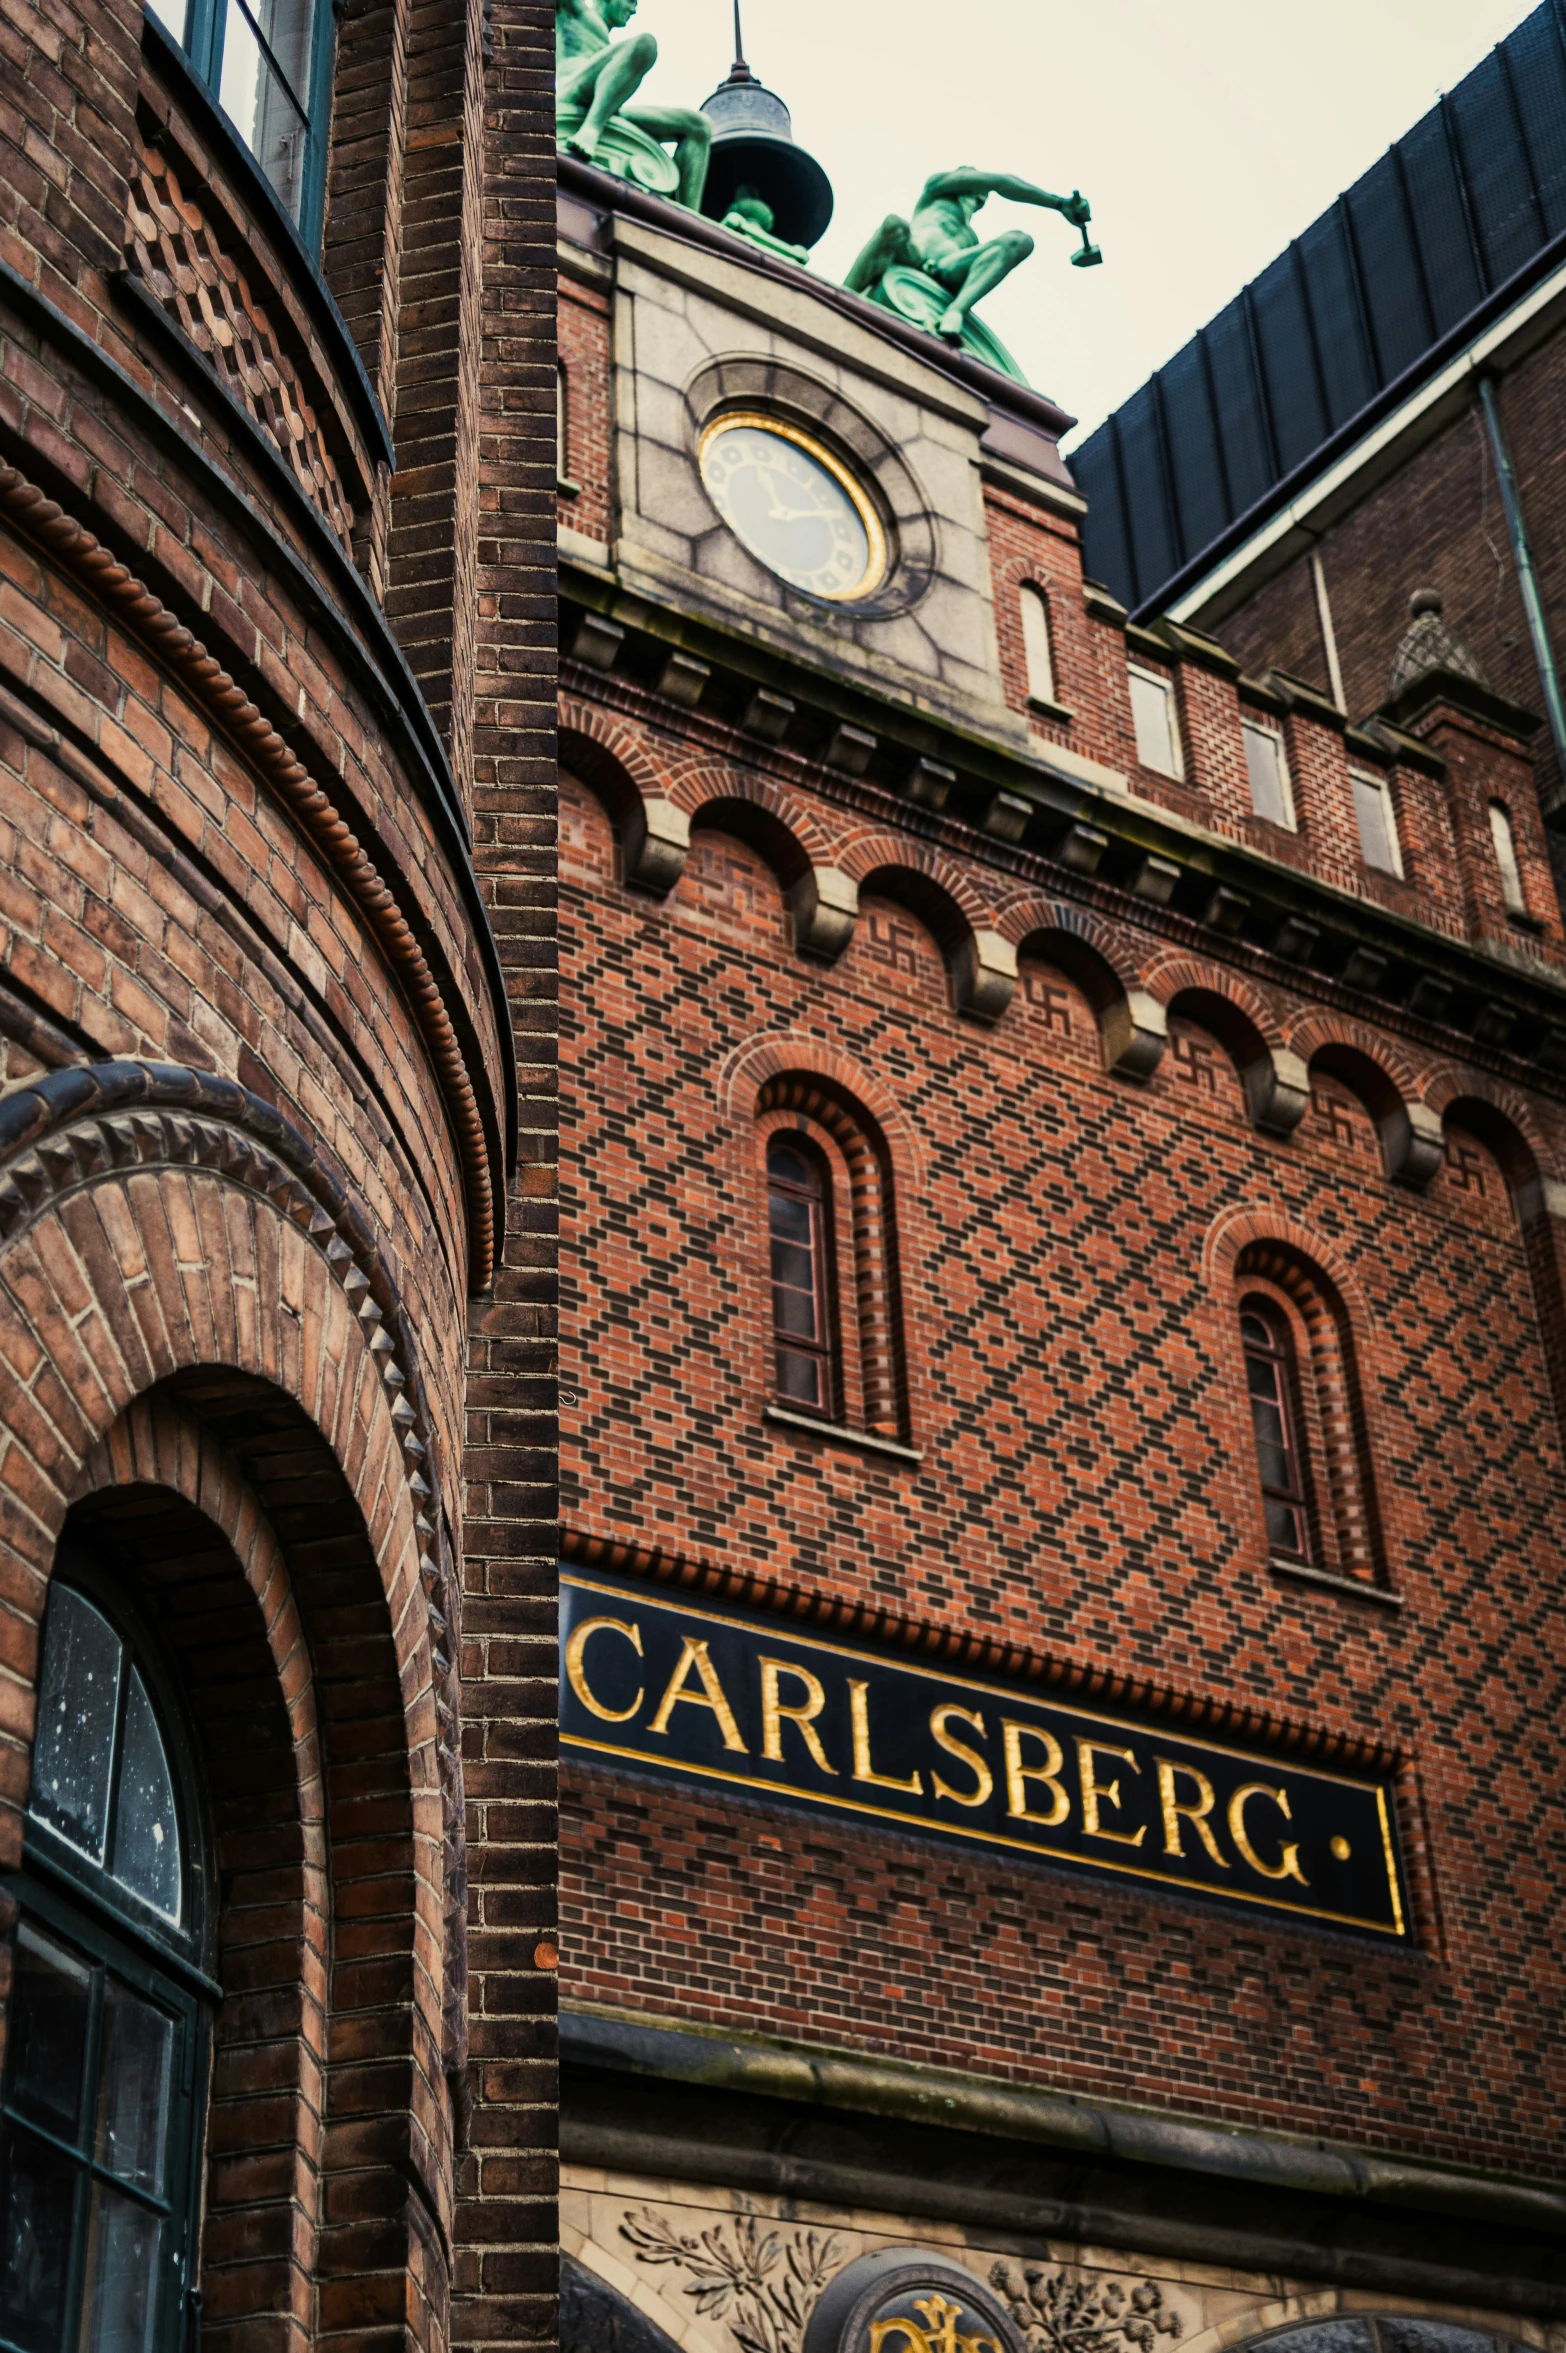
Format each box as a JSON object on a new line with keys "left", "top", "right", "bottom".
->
{"left": 126, "top": 140, "right": 357, "bottom": 549}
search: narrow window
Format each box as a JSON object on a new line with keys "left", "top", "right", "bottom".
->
{"left": 1352, "top": 770, "right": 1403, "bottom": 877}
{"left": 557, "top": 362, "right": 574, "bottom": 489}
{"left": 1129, "top": 666, "right": 1182, "bottom": 777}
{"left": 1243, "top": 721, "right": 1294, "bottom": 828}
{"left": 1240, "top": 1303, "right": 1311, "bottom": 1560}
{"left": 1490, "top": 801, "right": 1527, "bottom": 913}
{"left": 147, "top": 0, "right": 336, "bottom": 243}
{"left": 1, "top": 1574, "right": 211, "bottom": 2353}
{"left": 767, "top": 1139, "right": 834, "bottom": 1416}
{"left": 1020, "top": 584, "right": 1056, "bottom": 705}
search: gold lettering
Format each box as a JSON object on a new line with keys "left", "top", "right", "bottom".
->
{"left": 1228, "top": 1781, "right": 1308, "bottom": 1883}
{"left": 1002, "top": 1719, "right": 1069, "bottom": 1826}
{"left": 1077, "top": 1738, "right": 1147, "bottom": 1846}
{"left": 564, "top": 1616, "right": 644, "bottom": 1723}
{"left": 848, "top": 1678, "right": 922, "bottom": 1793}
{"left": 930, "top": 1703, "right": 992, "bottom": 1808}
{"left": 759, "top": 1656, "right": 835, "bottom": 1774}
{"left": 646, "top": 1635, "right": 748, "bottom": 1752}
{"left": 1156, "top": 1756, "right": 1229, "bottom": 1867}
{"left": 870, "top": 2327, "right": 930, "bottom": 2353}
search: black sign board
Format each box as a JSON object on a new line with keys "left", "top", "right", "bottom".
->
{"left": 561, "top": 1573, "right": 1409, "bottom": 1940}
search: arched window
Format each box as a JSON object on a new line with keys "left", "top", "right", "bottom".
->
{"left": 145, "top": 0, "right": 336, "bottom": 244}
{"left": 768, "top": 1137, "right": 836, "bottom": 1416}
{"left": 1489, "top": 801, "right": 1527, "bottom": 913}
{"left": 1019, "top": 584, "right": 1055, "bottom": 706}
{"left": 1, "top": 1563, "right": 212, "bottom": 2353}
{"left": 1240, "top": 1298, "right": 1312, "bottom": 1560}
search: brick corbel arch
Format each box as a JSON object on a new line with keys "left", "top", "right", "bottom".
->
{"left": 1286, "top": 1012, "right": 1440, "bottom": 1186}
{"left": 995, "top": 894, "right": 1164, "bottom": 1079}
{"left": 836, "top": 834, "right": 1011, "bottom": 1020}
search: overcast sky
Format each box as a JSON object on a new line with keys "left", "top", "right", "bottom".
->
{"left": 632, "top": 0, "right": 1539, "bottom": 445}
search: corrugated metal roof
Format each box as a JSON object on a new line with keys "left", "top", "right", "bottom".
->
{"left": 1073, "top": 0, "right": 1566, "bottom": 616}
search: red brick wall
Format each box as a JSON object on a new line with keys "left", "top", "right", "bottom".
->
{"left": 559, "top": 276, "right": 611, "bottom": 550}
{"left": 556, "top": 681, "right": 1566, "bottom": 2177}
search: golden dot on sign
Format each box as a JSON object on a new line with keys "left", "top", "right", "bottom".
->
{"left": 1330, "top": 1835, "right": 1352, "bottom": 1862}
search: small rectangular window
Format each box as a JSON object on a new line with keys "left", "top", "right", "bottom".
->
{"left": 1352, "top": 771, "right": 1402, "bottom": 877}
{"left": 1243, "top": 720, "right": 1294, "bottom": 829}
{"left": 1129, "top": 666, "right": 1182, "bottom": 778}
{"left": 1020, "top": 584, "right": 1055, "bottom": 705}
{"left": 1490, "top": 802, "right": 1527, "bottom": 913}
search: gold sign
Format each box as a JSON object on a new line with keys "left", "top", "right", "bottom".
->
{"left": 561, "top": 1573, "right": 1409, "bottom": 1939}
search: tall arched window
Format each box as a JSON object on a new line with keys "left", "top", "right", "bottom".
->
{"left": 768, "top": 1137, "right": 836, "bottom": 1416}
{"left": 1, "top": 1562, "right": 212, "bottom": 2353}
{"left": 1240, "top": 1298, "right": 1312, "bottom": 1560}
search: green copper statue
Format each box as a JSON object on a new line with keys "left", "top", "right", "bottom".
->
{"left": 720, "top": 186, "right": 811, "bottom": 267}
{"left": 846, "top": 169, "right": 1101, "bottom": 383}
{"left": 556, "top": 0, "right": 712, "bottom": 210}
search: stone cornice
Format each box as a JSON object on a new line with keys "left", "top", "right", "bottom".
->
{"left": 561, "top": 561, "right": 1566, "bottom": 1093}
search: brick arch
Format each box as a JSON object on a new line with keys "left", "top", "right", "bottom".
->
{"left": 677, "top": 768, "right": 840, "bottom": 889}
{"left": 835, "top": 832, "right": 995, "bottom": 941}
{"left": 994, "top": 894, "right": 1139, "bottom": 998}
{"left": 1141, "top": 952, "right": 1283, "bottom": 1052}
{"left": 1284, "top": 1009, "right": 1423, "bottom": 1105}
{"left": 1421, "top": 1064, "right": 1555, "bottom": 1180}
{"left": 717, "top": 1031, "right": 919, "bottom": 1180}
{"left": 0, "top": 1106, "right": 457, "bottom": 2352}
{"left": 67, "top": 1396, "right": 326, "bottom": 2353}
{"left": 1203, "top": 1206, "right": 1390, "bottom": 1590}
{"left": 559, "top": 699, "right": 671, "bottom": 819}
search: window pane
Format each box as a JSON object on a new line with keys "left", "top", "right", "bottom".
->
{"left": 770, "top": 1238, "right": 815, "bottom": 1293}
{"left": 0, "top": 2120, "right": 78, "bottom": 2353}
{"left": 1265, "top": 1495, "right": 1308, "bottom": 1557}
{"left": 1352, "top": 773, "right": 1399, "bottom": 875}
{"left": 1129, "top": 670, "right": 1176, "bottom": 774}
{"left": 767, "top": 1144, "right": 814, "bottom": 1191}
{"left": 94, "top": 1985, "right": 173, "bottom": 2198}
{"left": 1021, "top": 585, "right": 1055, "bottom": 703}
{"left": 246, "top": 0, "right": 315, "bottom": 104}
{"left": 30, "top": 1588, "right": 122, "bottom": 1865}
{"left": 77, "top": 2182, "right": 162, "bottom": 2353}
{"left": 1243, "top": 723, "right": 1291, "bottom": 826}
{"left": 768, "top": 1192, "right": 813, "bottom": 1248}
{"left": 109, "top": 1673, "right": 181, "bottom": 1924}
{"left": 219, "top": 0, "right": 311, "bottom": 224}
{"left": 775, "top": 1348, "right": 822, "bottom": 1409}
{"left": 1239, "top": 1311, "right": 1272, "bottom": 1350}
{"left": 143, "top": 0, "right": 188, "bottom": 38}
{"left": 6, "top": 1928, "right": 91, "bottom": 2146}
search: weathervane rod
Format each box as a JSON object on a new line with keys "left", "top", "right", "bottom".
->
{"left": 733, "top": 0, "right": 746, "bottom": 68}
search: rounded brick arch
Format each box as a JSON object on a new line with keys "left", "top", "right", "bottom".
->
{"left": 834, "top": 832, "right": 995, "bottom": 940}
{"left": 1141, "top": 952, "right": 1283, "bottom": 1052}
{"left": 67, "top": 1395, "right": 327, "bottom": 2353}
{"left": 1284, "top": 1010, "right": 1423, "bottom": 1105}
{"left": 559, "top": 699, "right": 671, "bottom": 818}
{"left": 1422, "top": 1064, "right": 1555, "bottom": 1182}
{"left": 1201, "top": 1204, "right": 1378, "bottom": 1335}
{"left": 0, "top": 1118, "right": 458, "bottom": 2352}
{"left": 718, "top": 1030, "right": 920, "bottom": 1182}
{"left": 678, "top": 770, "right": 840, "bottom": 888}
{"left": 995, "top": 894, "right": 1139, "bottom": 998}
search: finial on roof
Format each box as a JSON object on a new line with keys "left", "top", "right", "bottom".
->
{"left": 729, "top": 0, "right": 752, "bottom": 79}
{"left": 1387, "top": 587, "right": 1491, "bottom": 699}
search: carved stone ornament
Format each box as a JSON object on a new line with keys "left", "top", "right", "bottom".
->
{"left": 802, "top": 2250, "right": 1027, "bottom": 2353}
{"left": 987, "top": 2260, "right": 1183, "bottom": 2353}
{"left": 621, "top": 2208, "right": 846, "bottom": 2353}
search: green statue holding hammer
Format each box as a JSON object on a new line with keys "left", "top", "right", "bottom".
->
{"left": 846, "top": 167, "right": 1101, "bottom": 382}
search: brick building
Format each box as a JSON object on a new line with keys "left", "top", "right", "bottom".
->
{"left": 1073, "top": 0, "right": 1566, "bottom": 826}
{"left": 0, "top": 6, "right": 557, "bottom": 2353}
{"left": 553, "top": 68, "right": 1566, "bottom": 2353}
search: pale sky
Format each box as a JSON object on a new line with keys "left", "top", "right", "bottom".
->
{"left": 632, "top": 0, "right": 1540, "bottom": 445}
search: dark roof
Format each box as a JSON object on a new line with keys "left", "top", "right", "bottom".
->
{"left": 1073, "top": 0, "right": 1566, "bottom": 617}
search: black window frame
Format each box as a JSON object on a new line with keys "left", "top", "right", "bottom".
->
{"left": 1, "top": 1550, "right": 217, "bottom": 2353}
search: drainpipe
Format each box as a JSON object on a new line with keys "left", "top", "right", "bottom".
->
{"left": 1477, "top": 372, "right": 1566, "bottom": 805}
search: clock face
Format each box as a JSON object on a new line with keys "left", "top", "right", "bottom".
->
{"left": 699, "top": 415, "right": 885, "bottom": 601}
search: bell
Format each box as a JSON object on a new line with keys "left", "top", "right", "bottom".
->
{"left": 699, "top": 7, "right": 834, "bottom": 251}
